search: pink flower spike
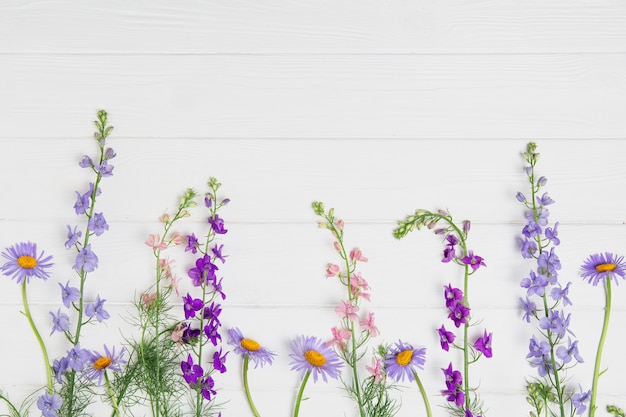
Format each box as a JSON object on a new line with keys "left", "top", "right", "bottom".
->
{"left": 335, "top": 300, "right": 359, "bottom": 322}
{"left": 359, "top": 312, "right": 380, "bottom": 337}
{"left": 145, "top": 234, "right": 167, "bottom": 251}
{"left": 328, "top": 326, "right": 351, "bottom": 350}
{"left": 365, "top": 357, "right": 385, "bottom": 384}
{"left": 326, "top": 264, "right": 340, "bottom": 277}
{"left": 349, "top": 248, "right": 368, "bottom": 263}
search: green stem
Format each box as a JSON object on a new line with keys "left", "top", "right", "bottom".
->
{"left": 243, "top": 355, "right": 261, "bottom": 417}
{"left": 105, "top": 371, "right": 121, "bottom": 417}
{"left": 413, "top": 371, "right": 432, "bottom": 417}
{"left": 293, "top": 371, "right": 311, "bottom": 417}
{"left": 589, "top": 276, "right": 612, "bottom": 417}
{"left": 21, "top": 280, "right": 53, "bottom": 393}
{"left": 0, "top": 393, "right": 22, "bottom": 417}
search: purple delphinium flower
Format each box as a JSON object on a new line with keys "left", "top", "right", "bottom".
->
{"left": 199, "top": 376, "right": 217, "bottom": 401}
{"left": 94, "top": 160, "right": 114, "bottom": 177}
{"left": 181, "top": 354, "right": 203, "bottom": 385}
{"left": 73, "top": 191, "right": 91, "bottom": 215}
{"left": 50, "top": 308, "right": 70, "bottom": 335}
{"left": 289, "top": 335, "right": 343, "bottom": 383}
{"left": 37, "top": 393, "right": 62, "bottom": 417}
{"left": 571, "top": 386, "right": 591, "bottom": 415}
{"left": 442, "top": 234, "right": 458, "bottom": 263}
{"left": 437, "top": 325, "right": 455, "bottom": 351}
{"left": 383, "top": 340, "right": 426, "bottom": 383}
{"left": 203, "top": 302, "right": 222, "bottom": 326}
{"left": 188, "top": 254, "right": 218, "bottom": 287}
{"left": 65, "top": 225, "right": 82, "bottom": 249}
{"left": 521, "top": 221, "right": 542, "bottom": 239}
{"left": 441, "top": 363, "right": 464, "bottom": 407}
{"left": 204, "top": 320, "right": 222, "bottom": 346}
{"left": 88, "top": 212, "right": 109, "bottom": 236}
{"left": 181, "top": 324, "right": 201, "bottom": 344}
{"left": 518, "top": 237, "right": 538, "bottom": 259}
{"left": 183, "top": 293, "right": 204, "bottom": 319}
{"left": 520, "top": 271, "right": 548, "bottom": 297}
{"left": 537, "top": 192, "right": 555, "bottom": 206}
{"left": 212, "top": 244, "right": 227, "bottom": 263}
{"left": 448, "top": 302, "right": 470, "bottom": 328}
{"left": 461, "top": 250, "right": 486, "bottom": 271}
{"left": 1, "top": 241, "right": 54, "bottom": 284}
{"left": 79, "top": 155, "right": 93, "bottom": 168}
{"left": 185, "top": 233, "right": 199, "bottom": 254}
{"left": 213, "top": 348, "right": 228, "bottom": 373}
{"left": 537, "top": 247, "right": 561, "bottom": 277}
{"left": 59, "top": 280, "right": 81, "bottom": 308}
{"left": 519, "top": 296, "right": 537, "bottom": 323}
{"left": 473, "top": 330, "right": 493, "bottom": 358}
{"left": 84, "top": 345, "right": 126, "bottom": 385}
{"left": 85, "top": 295, "right": 110, "bottom": 322}
{"left": 538, "top": 310, "right": 571, "bottom": 339}
{"left": 211, "top": 276, "right": 226, "bottom": 300}
{"left": 227, "top": 327, "right": 276, "bottom": 368}
{"left": 53, "top": 356, "right": 69, "bottom": 383}
{"left": 66, "top": 344, "right": 91, "bottom": 371}
{"left": 444, "top": 284, "right": 463, "bottom": 308}
{"left": 555, "top": 338, "right": 583, "bottom": 365}
{"left": 551, "top": 282, "right": 572, "bottom": 306}
{"left": 73, "top": 244, "right": 99, "bottom": 272}
{"left": 545, "top": 222, "right": 560, "bottom": 245}
{"left": 209, "top": 214, "right": 227, "bottom": 234}
{"left": 580, "top": 252, "right": 626, "bottom": 286}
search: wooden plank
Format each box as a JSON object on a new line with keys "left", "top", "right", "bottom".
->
{"left": 1, "top": 54, "right": 626, "bottom": 139}
{"left": 1, "top": 0, "right": 626, "bottom": 53}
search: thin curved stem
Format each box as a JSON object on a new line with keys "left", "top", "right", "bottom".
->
{"left": 413, "top": 371, "right": 432, "bottom": 417}
{"left": 589, "top": 276, "right": 612, "bottom": 417}
{"left": 243, "top": 355, "right": 261, "bottom": 417}
{"left": 21, "top": 280, "right": 53, "bottom": 393}
{"left": 293, "top": 371, "right": 311, "bottom": 417}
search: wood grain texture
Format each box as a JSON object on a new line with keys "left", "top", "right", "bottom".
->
{"left": 1, "top": 1, "right": 626, "bottom": 416}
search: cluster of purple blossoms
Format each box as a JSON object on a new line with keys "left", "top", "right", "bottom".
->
{"left": 175, "top": 180, "right": 230, "bottom": 404}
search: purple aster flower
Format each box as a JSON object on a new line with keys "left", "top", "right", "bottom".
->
{"left": 212, "top": 244, "right": 227, "bottom": 263}
{"left": 85, "top": 295, "right": 110, "bottom": 322}
{"left": 580, "top": 252, "right": 626, "bottom": 286}
{"left": 437, "top": 325, "right": 455, "bottom": 351}
{"left": 181, "top": 354, "right": 204, "bottom": 385}
{"left": 520, "top": 271, "right": 548, "bottom": 297}
{"left": 65, "top": 225, "right": 82, "bottom": 249}
{"left": 571, "top": 386, "right": 591, "bottom": 415}
{"left": 66, "top": 344, "right": 91, "bottom": 371}
{"left": 228, "top": 327, "right": 276, "bottom": 368}
{"left": 73, "top": 244, "right": 99, "bottom": 272}
{"left": 519, "top": 296, "right": 537, "bottom": 323}
{"left": 188, "top": 254, "right": 218, "bottom": 287}
{"left": 473, "top": 330, "right": 493, "bottom": 358}
{"left": 185, "top": 233, "right": 199, "bottom": 254}
{"left": 551, "top": 282, "right": 572, "bottom": 306}
{"left": 59, "top": 280, "right": 81, "bottom": 308}
{"left": 448, "top": 302, "right": 470, "bottom": 328}
{"left": 73, "top": 190, "right": 91, "bottom": 215}
{"left": 518, "top": 237, "right": 537, "bottom": 259}
{"left": 461, "top": 250, "right": 486, "bottom": 271}
{"left": 209, "top": 214, "right": 228, "bottom": 234}
{"left": 383, "top": 340, "right": 426, "bottom": 383}
{"left": 88, "top": 212, "right": 109, "bottom": 236}
{"left": 50, "top": 308, "right": 70, "bottom": 335}
{"left": 183, "top": 293, "right": 204, "bottom": 319}
{"left": 84, "top": 345, "right": 126, "bottom": 385}
{"left": 199, "top": 376, "right": 217, "bottom": 401}
{"left": 37, "top": 393, "right": 62, "bottom": 417}
{"left": 556, "top": 338, "right": 583, "bottom": 365}
{"left": 204, "top": 320, "right": 222, "bottom": 346}
{"left": 1, "top": 241, "right": 54, "bottom": 284}
{"left": 289, "top": 335, "right": 343, "bottom": 383}
{"left": 444, "top": 284, "right": 463, "bottom": 308}
{"left": 213, "top": 348, "right": 228, "bottom": 374}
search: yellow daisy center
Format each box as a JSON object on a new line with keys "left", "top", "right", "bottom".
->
{"left": 17, "top": 255, "right": 37, "bottom": 269}
{"left": 304, "top": 349, "right": 326, "bottom": 367}
{"left": 241, "top": 338, "right": 261, "bottom": 351}
{"left": 396, "top": 349, "right": 413, "bottom": 366}
{"left": 94, "top": 356, "right": 112, "bottom": 370}
{"left": 596, "top": 263, "right": 616, "bottom": 273}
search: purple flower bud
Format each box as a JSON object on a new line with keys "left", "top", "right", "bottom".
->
{"left": 516, "top": 192, "right": 526, "bottom": 202}
{"left": 537, "top": 176, "right": 547, "bottom": 186}
{"left": 463, "top": 220, "right": 471, "bottom": 234}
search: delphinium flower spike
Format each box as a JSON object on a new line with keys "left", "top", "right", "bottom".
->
{"left": 394, "top": 208, "right": 489, "bottom": 417}
{"left": 516, "top": 142, "right": 587, "bottom": 417}
{"left": 580, "top": 252, "right": 626, "bottom": 417}
{"left": 228, "top": 327, "right": 276, "bottom": 417}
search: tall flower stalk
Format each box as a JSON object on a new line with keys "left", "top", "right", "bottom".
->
{"left": 517, "top": 142, "right": 587, "bottom": 417}
{"left": 394, "top": 208, "right": 489, "bottom": 417}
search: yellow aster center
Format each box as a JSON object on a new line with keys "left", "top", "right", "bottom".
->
{"left": 241, "top": 338, "right": 261, "bottom": 351}
{"left": 304, "top": 349, "right": 326, "bottom": 367}
{"left": 596, "top": 263, "right": 616, "bottom": 273}
{"left": 396, "top": 349, "right": 413, "bottom": 366}
{"left": 94, "top": 357, "right": 112, "bottom": 370}
{"left": 17, "top": 255, "right": 37, "bottom": 269}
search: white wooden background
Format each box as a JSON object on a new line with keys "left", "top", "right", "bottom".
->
{"left": 2, "top": 1, "right": 626, "bottom": 416}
